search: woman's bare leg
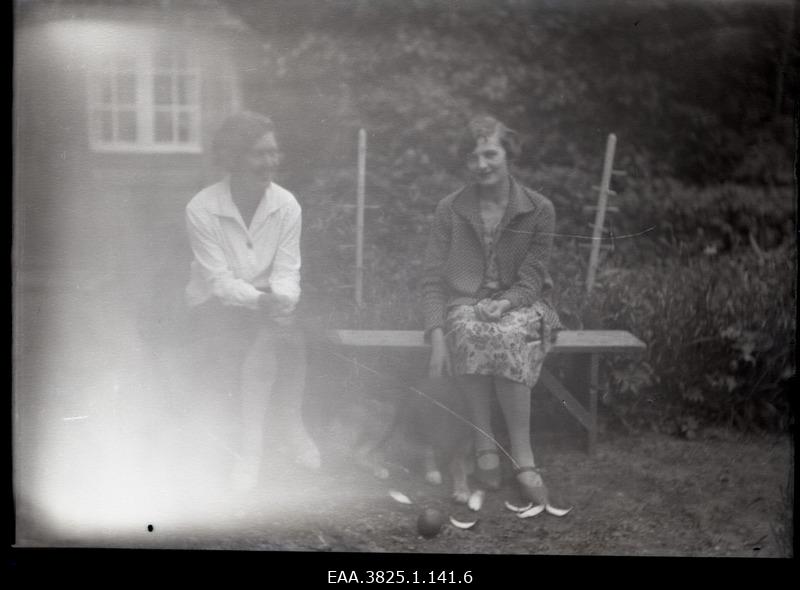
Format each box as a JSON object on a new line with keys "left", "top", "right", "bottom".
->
{"left": 232, "top": 325, "right": 278, "bottom": 490}
{"left": 272, "top": 326, "right": 319, "bottom": 469}
{"left": 457, "top": 375, "right": 498, "bottom": 469}
{"left": 494, "top": 376, "right": 546, "bottom": 502}
{"left": 494, "top": 377, "right": 535, "bottom": 469}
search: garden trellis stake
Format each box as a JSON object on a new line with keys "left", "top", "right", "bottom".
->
{"left": 356, "top": 128, "right": 366, "bottom": 307}
{"left": 336, "top": 128, "right": 378, "bottom": 306}
{"left": 584, "top": 133, "right": 626, "bottom": 294}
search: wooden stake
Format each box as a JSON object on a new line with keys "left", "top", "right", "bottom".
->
{"left": 585, "top": 133, "right": 617, "bottom": 294}
{"left": 355, "top": 128, "right": 366, "bottom": 307}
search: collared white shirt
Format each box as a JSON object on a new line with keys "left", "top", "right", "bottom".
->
{"left": 185, "top": 177, "right": 301, "bottom": 309}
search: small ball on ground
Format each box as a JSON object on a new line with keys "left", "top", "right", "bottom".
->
{"left": 417, "top": 508, "right": 445, "bottom": 538}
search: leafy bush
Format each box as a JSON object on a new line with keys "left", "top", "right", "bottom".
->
{"left": 610, "top": 179, "right": 796, "bottom": 262}
{"left": 593, "top": 244, "right": 795, "bottom": 433}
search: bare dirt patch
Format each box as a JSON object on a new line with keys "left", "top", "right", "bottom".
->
{"left": 23, "top": 431, "right": 790, "bottom": 558}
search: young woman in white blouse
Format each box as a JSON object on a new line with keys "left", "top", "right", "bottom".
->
{"left": 185, "top": 112, "right": 320, "bottom": 492}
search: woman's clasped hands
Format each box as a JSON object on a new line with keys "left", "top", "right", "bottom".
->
{"left": 258, "top": 291, "right": 296, "bottom": 325}
{"left": 475, "top": 298, "right": 511, "bottom": 322}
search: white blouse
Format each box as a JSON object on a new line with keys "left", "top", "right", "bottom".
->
{"left": 184, "top": 177, "right": 301, "bottom": 310}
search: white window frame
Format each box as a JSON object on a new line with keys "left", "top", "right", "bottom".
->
{"left": 87, "top": 45, "right": 202, "bottom": 153}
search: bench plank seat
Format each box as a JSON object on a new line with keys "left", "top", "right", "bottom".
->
{"left": 325, "top": 329, "right": 645, "bottom": 354}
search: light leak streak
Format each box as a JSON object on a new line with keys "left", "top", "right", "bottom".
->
{"left": 16, "top": 321, "right": 378, "bottom": 545}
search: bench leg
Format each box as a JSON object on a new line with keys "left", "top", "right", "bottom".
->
{"left": 588, "top": 353, "right": 599, "bottom": 455}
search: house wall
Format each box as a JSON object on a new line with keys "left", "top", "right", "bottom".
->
{"left": 14, "top": 11, "right": 255, "bottom": 314}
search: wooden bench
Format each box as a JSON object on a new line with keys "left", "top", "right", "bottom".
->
{"left": 325, "top": 329, "right": 646, "bottom": 454}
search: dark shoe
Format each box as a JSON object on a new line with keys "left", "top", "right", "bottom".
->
{"left": 515, "top": 466, "right": 549, "bottom": 506}
{"left": 474, "top": 449, "right": 502, "bottom": 491}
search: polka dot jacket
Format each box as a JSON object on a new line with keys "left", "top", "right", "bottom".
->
{"left": 421, "top": 176, "right": 558, "bottom": 339}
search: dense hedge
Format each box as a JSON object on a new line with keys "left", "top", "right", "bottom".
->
{"left": 594, "top": 244, "right": 795, "bottom": 434}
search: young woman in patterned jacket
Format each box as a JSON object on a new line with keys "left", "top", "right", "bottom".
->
{"left": 421, "top": 115, "right": 560, "bottom": 505}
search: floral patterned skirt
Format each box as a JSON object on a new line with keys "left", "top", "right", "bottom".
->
{"left": 445, "top": 301, "right": 556, "bottom": 388}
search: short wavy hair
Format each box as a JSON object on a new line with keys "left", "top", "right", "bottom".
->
{"left": 212, "top": 111, "right": 277, "bottom": 171}
{"left": 456, "top": 115, "right": 522, "bottom": 163}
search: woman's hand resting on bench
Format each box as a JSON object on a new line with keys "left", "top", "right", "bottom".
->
{"left": 428, "top": 327, "right": 451, "bottom": 378}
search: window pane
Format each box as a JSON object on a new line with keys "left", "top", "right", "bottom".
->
{"left": 177, "top": 111, "right": 192, "bottom": 142}
{"left": 99, "top": 110, "right": 113, "bottom": 142}
{"left": 154, "top": 110, "right": 173, "bottom": 142}
{"left": 117, "top": 110, "right": 137, "bottom": 142}
{"left": 177, "top": 75, "right": 199, "bottom": 106}
{"left": 98, "top": 76, "right": 113, "bottom": 104}
{"left": 117, "top": 72, "right": 136, "bottom": 105}
{"left": 154, "top": 74, "right": 173, "bottom": 105}
{"left": 176, "top": 75, "right": 189, "bottom": 105}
